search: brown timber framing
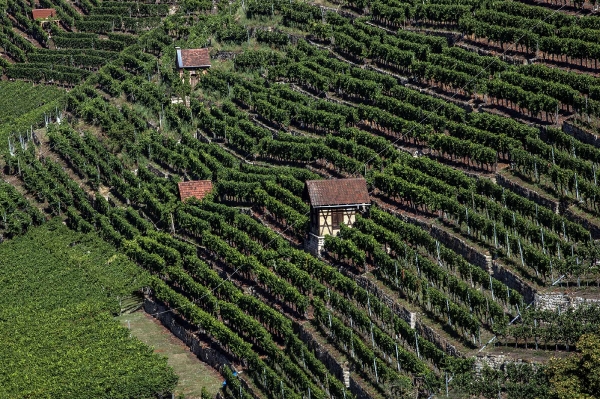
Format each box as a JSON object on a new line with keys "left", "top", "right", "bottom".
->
{"left": 304, "top": 178, "right": 370, "bottom": 255}
{"left": 310, "top": 203, "right": 369, "bottom": 236}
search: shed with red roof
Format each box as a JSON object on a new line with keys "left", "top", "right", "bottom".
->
{"left": 304, "top": 178, "right": 370, "bottom": 255}
{"left": 32, "top": 8, "right": 57, "bottom": 21}
{"left": 175, "top": 47, "right": 211, "bottom": 86}
{"left": 178, "top": 180, "right": 213, "bottom": 202}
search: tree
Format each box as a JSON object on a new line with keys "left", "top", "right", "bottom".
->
{"left": 546, "top": 328, "right": 600, "bottom": 399}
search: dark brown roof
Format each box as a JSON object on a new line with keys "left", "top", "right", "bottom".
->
{"left": 178, "top": 180, "right": 213, "bottom": 202}
{"left": 304, "top": 178, "right": 370, "bottom": 207}
{"left": 176, "top": 48, "right": 211, "bottom": 69}
{"left": 32, "top": 9, "right": 56, "bottom": 20}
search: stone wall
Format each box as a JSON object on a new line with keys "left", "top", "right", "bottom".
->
{"left": 305, "top": 233, "right": 324, "bottom": 257}
{"left": 144, "top": 298, "right": 262, "bottom": 399}
{"left": 352, "top": 272, "right": 462, "bottom": 357}
{"left": 296, "top": 322, "right": 345, "bottom": 382}
{"left": 296, "top": 323, "right": 372, "bottom": 399}
{"left": 491, "top": 261, "right": 536, "bottom": 304}
{"left": 429, "top": 226, "right": 492, "bottom": 271}
{"left": 144, "top": 297, "right": 232, "bottom": 370}
{"left": 393, "top": 210, "right": 491, "bottom": 271}
{"left": 562, "top": 208, "right": 600, "bottom": 239}
{"left": 348, "top": 378, "right": 372, "bottom": 399}
{"left": 496, "top": 173, "right": 560, "bottom": 214}
{"left": 415, "top": 321, "right": 462, "bottom": 358}
{"left": 354, "top": 274, "right": 416, "bottom": 327}
{"left": 213, "top": 51, "right": 237, "bottom": 61}
{"left": 473, "top": 354, "right": 528, "bottom": 373}
{"left": 394, "top": 209, "right": 492, "bottom": 271}
{"left": 534, "top": 293, "right": 600, "bottom": 311}
{"left": 563, "top": 121, "right": 600, "bottom": 149}
{"left": 384, "top": 205, "right": 537, "bottom": 307}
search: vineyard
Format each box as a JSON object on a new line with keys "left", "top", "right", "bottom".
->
{"left": 0, "top": 220, "right": 178, "bottom": 397}
{"left": 0, "top": 80, "right": 65, "bottom": 141}
{"left": 2, "top": 0, "right": 600, "bottom": 398}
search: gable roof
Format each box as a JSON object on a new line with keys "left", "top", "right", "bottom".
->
{"left": 304, "top": 178, "right": 370, "bottom": 207}
{"left": 176, "top": 48, "right": 211, "bottom": 69}
{"left": 178, "top": 180, "right": 213, "bottom": 202}
{"left": 32, "top": 8, "right": 57, "bottom": 20}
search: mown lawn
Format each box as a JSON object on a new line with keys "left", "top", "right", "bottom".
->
{"left": 117, "top": 311, "right": 224, "bottom": 398}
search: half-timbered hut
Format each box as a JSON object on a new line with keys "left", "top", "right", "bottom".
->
{"left": 304, "top": 178, "right": 370, "bottom": 255}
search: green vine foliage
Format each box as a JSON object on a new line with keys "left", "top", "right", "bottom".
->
{"left": 0, "top": 221, "right": 177, "bottom": 398}
{"left": 4, "top": 1, "right": 600, "bottom": 398}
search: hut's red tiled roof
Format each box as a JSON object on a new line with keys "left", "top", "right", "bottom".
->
{"left": 32, "top": 8, "right": 57, "bottom": 20}
{"left": 176, "top": 48, "right": 211, "bottom": 69}
{"left": 178, "top": 180, "right": 213, "bottom": 202}
{"left": 304, "top": 178, "right": 370, "bottom": 207}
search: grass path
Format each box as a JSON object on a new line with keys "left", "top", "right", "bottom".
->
{"left": 117, "top": 311, "right": 223, "bottom": 399}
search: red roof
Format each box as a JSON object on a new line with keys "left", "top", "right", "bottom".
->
{"left": 178, "top": 180, "right": 213, "bottom": 202}
{"left": 304, "top": 178, "right": 370, "bottom": 207}
{"left": 176, "top": 48, "right": 211, "bottom": 69}
{"left": 32, "top": 9, "right": 57, "bottom": 20}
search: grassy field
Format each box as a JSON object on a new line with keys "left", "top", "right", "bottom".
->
{"left": 117, "top": 311, "right": 224, "bottom": 399}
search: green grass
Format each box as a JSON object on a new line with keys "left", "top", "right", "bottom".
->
{"left": 117, "top": 311, "right": 224, "bottom": 398}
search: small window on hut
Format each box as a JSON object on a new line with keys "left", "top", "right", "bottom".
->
{"left": 332, "top": 210, "right": 343, "bottom": 229}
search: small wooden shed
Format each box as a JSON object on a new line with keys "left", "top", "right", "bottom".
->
{"left": 177, "top": 180, "right": 213, "bottom": 202}
{"left": 175, "top": 47, "right": 211, "bottom": 86}
{"left": 304, "top": 178, "right": 370, "bottom": 255}
{"left": 32, "top": 8, "right": 57, "bottom": 26}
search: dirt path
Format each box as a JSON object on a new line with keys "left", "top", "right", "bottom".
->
{"left": 117, "top": 310, "right": 223, "bottom": 399}
{"left": 65, "top": 0, "right": 86, "bottom": 16}
{"left": 520, "top": 0, "right": 599, "bottom": 15}
{"left": 11, "top": 24, "right": 43, "bottom": 49}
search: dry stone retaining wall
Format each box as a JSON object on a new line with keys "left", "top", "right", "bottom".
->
{"left": 393, "top": 210, "right": 491, "bottom": 271}
{"left": 414, "top": 321, "right": 461, "bottom": 358}
{"left": 296, "top": 323, "right": 345, "bottom": 381}
{"left": 144, "top": 297, "right": 232, "bottom": 370}
{"left": 495, "top": 173, "right": 560, "bottom": 214}
{"left": 491, "top": 261, "right": 536, "bottom": 304}
{"left": 390, "top": 208, "right": 535, "bottom": 303}
{"left": 351, "top": 271, "right": 462, "bottom": 357}
{"left": 562, "top": 208, "right": 600, "bottom": 239}
{"left": 563, "top": 121, "right": 600, "bottom": 148}
{"left": 534, "top": 293, "right": 600, "bottom": 311}
{"left": 144, "top": 298, "right": 263, "bottom": 399}
{"left": 354, "top": 274, "right": 416, "bottom": 327}
{"left": 296, "top": 323, "right": 372, "bottom": 399}
{"left": 495, "top": 169, "right": 600, "bottom": 238}
{"left": 429, "top": 226, "right": 492, "bottom": 271}
{"left": 473, "top": 354, "right": 528, "bottom": 374}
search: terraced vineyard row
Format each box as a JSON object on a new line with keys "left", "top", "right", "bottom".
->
{"left": 2, "top": 0, "right": 600, "bottom": 398}
{"left": 0, "top": 0, "right": 185, "bottom": 85}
